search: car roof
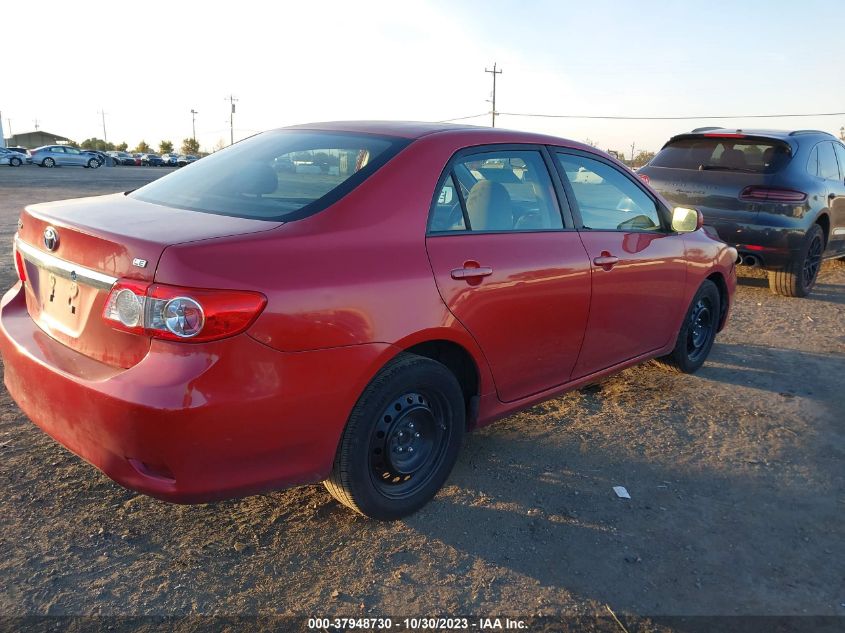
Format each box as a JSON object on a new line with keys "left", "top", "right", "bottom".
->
{"left": 677, "top": 127, "right": 837, "bottom": 142}
{"left": 280, "top": 120, "right": 597, "bottom": 150}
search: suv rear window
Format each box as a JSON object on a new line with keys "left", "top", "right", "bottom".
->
{"left": 649, "top": 137, "right": 791, "bottom": 174}
{"left": 131, "top": 130, "right": 407, "bottom": 221}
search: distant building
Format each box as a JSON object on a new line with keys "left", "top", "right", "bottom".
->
{"left": 4, "top": 130, "right": 74, "bottom": 149}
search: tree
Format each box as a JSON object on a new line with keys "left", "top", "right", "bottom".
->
{"left": 115, "top": 142, "right": 128, "bottom": 152}
{"left": 181, "top": 137, "right": 200, "bottom": 155}
{"left": 212, "top": 138, "right": 227, "bottom": 152}
{"left": 80, "top": 137, "right": 115, "bottom": 151}
{"left": 632, "top": 150, "right": 655, "bottom": 168}
{"left": 159, "top": 140, "right": 174, "bottom": 154}
{"left": 135, "top": 140, "right": 152, "bottom": 153}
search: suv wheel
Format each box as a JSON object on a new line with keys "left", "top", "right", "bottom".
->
{"left": 324, "top": 353, "right": 465, "bottom": 520}
{"left": 768, "top": 224, "right": 824, "bottom": 297}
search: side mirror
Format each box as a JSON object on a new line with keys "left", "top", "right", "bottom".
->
{"left": 671, "top": 206, "right": 703, "bottom": 233}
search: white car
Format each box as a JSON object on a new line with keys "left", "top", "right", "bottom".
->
{"left": 0, "top": 147, "right": 25, "bottom": 167}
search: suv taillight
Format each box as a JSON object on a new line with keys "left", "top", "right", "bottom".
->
{"left": 103, "top": 281, "right": 266, "bottom": 342}
{"left": 740, "top": 186, "right": 807, "bottom": 203}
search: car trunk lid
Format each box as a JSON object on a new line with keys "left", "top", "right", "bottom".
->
{"left": 16, "top": 193, "right": 281, "bottom": 368}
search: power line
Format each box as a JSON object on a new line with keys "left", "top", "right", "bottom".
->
{"left": 437, "top": 112, "right": 490, "bottom": 123}
{"left": 497, "top": 110, "right": 845, "bottom": 121}
{"left": 484, "top": 63, "right": 502, "bottom": 127}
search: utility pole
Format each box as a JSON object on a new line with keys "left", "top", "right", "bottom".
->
{"left": 630, "top": 141, "right": 636, "bottom": 162}
{"left": 98, "top": 109, "right": 108, "bottom": 143}
{"left": 840, "top": 126, "right": 844, "bottom": 141}
{"left": 34, "top": 119, "right": 40, "bottom": 131}
{"left": 191, "top": 109, "right": 198, "bottom": 141}
{"left": 226, "top": 95, "right": 238, "bottom": 145}
{"left": 484, "top": 63, "right": 502, "bottom": 127}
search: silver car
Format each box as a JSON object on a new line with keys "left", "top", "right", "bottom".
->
{"left": 0, "top": 148, "right": 25, "bottom": 167}
{"left": 30, "top": 145, "right": 101, "bottom": 168}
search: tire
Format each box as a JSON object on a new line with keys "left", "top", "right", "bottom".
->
{"left": 767, "top": 224, "right": 824, "bottom": 297}
{"left": 9, "top": 157, "right": 21, "bottom": 167}
{"left": 87, "top": 158, "right": 100, "bottom": 169}
{"left": 324, "top": 353, "right": 465, "bottom": 520}
{"left": 656, "top": 279, "right": 720, "bottom": 374}
{"left": 42, "top": 157, "right": 55, "bottom": 168}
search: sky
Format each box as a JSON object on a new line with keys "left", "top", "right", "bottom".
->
{"left": 3, "top": 0, "right": 845, "bottom": 155}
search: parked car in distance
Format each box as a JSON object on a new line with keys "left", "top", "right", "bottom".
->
{"left": 81, "top": 150, "right": 116, "bottom": 167}
{"left": 177, "top": 154, "right": 198, "bottom": 167}
{"left": 639, "top": 128, "right": 845, "bottom": 297}
{"left": 0, "top": 122, "right": 737, "bottom": 520}
{"left": 3, "top": 147, "right": 29, "bottom": 155}
{"left": 0, "top": 147, "right": 25, "bottom": 167}
{"left": 107, "top": 151, "right": 137, "bottom": 166}
{"left": 161, "top": 153, "right": 180, "bottom": 167}
{"left": 30, "top": 145, "right": 102, "bottom": 169}
{"left": 140, "top": 153, "right": 165, "bottom": 167}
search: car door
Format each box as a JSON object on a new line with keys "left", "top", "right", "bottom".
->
{"left": 827, "top": 142, "right": 845, "bottom": 254}
{"left": 63, "top": 147, "right": 85, "bottom": 166}
{"left": 425, "top": 146, "right": 592, "bottom": 403}
{"left": 553, "top": 150, "right": 688, "bottom": 377}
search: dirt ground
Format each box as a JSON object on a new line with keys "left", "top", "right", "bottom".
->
{"left": 0, "top": 167, "right": 843, "bottom": 626}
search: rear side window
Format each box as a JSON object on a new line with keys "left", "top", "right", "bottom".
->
{"left": 429, "top": 150, "right": 564, "bottom": 232}
{"left": 834, "top": 144, "right": 845, "bottom": 180}
{"left": 817, "top": 142, "right": 841, "bottom": 181}
{"left": 131, "top": 130, "right": 408, "bottom": 221}
{"left": 556, "top": 153, "right": 662, "bottom": 231}
{"left": 650, "top": 137, "right": 791, "bottom": 173}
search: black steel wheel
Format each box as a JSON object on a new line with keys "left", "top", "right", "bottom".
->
{"left": 768, "top": 224, "right": 825, "bottom": 297}
{"left": 657, "top": 279, "right": 720, "bottom": 374}
{"left": 325, "top": 353, "right": 465, "bottom": 520}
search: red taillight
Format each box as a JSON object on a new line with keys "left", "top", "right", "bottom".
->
{"left": 739, "top": 186, "right": 807, "bottom": 203}
{"left": 102, "top": 281, "right": 267, "bottom": 343}
{"left": 14, "top": 248, "right": 26, "bottom": 282}
{"left": 638, "top": 173, "right": 650, "bottom": 185}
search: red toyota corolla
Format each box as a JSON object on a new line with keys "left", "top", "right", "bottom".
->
{"left": 0, "top": 122, "right": 736, "bottom": 519}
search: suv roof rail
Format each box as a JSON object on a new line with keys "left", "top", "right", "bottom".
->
{"left": 690, "top": 127, "right": 722, "bottom": 133}
{"left": 788, "top": 130, "right": 834, "bottom": 137}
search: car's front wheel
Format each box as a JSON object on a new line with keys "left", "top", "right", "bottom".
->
{"left": 324, "top": 353, "right": 465, "bottom": 520}
{"left": 656, "top": 279, "right": 720, "bottom": 374}
{"left": 768, "top": 224, "right": 824, "bottom": 297}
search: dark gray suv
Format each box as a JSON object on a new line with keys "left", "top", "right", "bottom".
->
{"left": 639, "top": 128, "right": 845, "bottom": 297}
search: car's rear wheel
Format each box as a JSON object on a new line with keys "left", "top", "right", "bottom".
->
{"left": 9, "top": 157, "right": 21, "bottom": 167}
{"left": 87, "top": 158, "right": 100, "bottom": 169}
{"left": 656, "top": 279, "right": 720, "bottom": 374}
{"left": 324, "top": 353, "right": 465, "bottom": 520}
{"left": 42, "top": 157, "right": 55, "bottom": 168}
{"left": 768, "top": 224, "right": 824, "bottom": 297}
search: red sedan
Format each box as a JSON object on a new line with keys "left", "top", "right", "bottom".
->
{"left": 0, "top": 122, "right": 736, "bottom": 519}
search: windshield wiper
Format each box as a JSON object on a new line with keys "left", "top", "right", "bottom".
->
{"left": 699, "top": 164, "right": 756, "bottom": 173}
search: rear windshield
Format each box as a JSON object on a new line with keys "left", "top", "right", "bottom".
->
{"left": 649, "top": 137, "right": 791, "bottom": 173}
{"left": 130, "top": 130, "right": 407, "bottom": 221}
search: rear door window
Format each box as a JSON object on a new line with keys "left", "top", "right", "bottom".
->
{"left": 818, "top": 142, "right": 840, "bottom": 181}
{"left": 833, "top": 144, "right": 845, "bottom": 180}
{"left": 650, "top": 137, "right": 791, "bottom": 173}
{"left": 429, "top": 150, "right": 565, "bottom": 232}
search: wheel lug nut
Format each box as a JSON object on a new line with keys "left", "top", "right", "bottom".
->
{"left": 409, "top": 422, "right": 415, "bottom": 429}
{"left": 408, "top": 447, "right": 414, "bottom": 453}
{"left": 414, "top": 432, "right": 420, "bottom": 438}
{"left": 396, "top": 447, "right": 403, "bottom": 453}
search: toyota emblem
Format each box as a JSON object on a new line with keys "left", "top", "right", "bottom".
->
{"left": 43, "top": 226, "right": 59, "bottom": 251}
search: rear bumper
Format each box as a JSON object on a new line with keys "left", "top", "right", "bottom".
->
{"left": 0, "top": 282, "right": 390, "bottom": 503}
{"left": 705, "top": 216, "right": 808, "bottom": 270}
